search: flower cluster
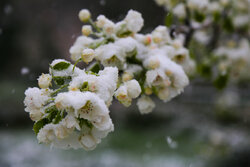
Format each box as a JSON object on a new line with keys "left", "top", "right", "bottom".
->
{"left": 155, "top": 0, "right": 250, "bottom": 88}
{"left": 24, "top": 59, "right": 118, "bottom": 150}
{"left": 24, "top": 9, "right": 191, "bottom": 150}
{"left": 70, "top": 9, "right": 192, "bottom": 114}
{"left": 155, "top": 0, "right": 250, "bottom": 27}
{"left": 214, "top": 39, "right": 250, "bottom": 81}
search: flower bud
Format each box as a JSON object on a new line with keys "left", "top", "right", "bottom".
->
{"left": 81, "top": 25, "right": 92, "bottom": 36}
{"left": 122, "top": 72, "right": 133, "bottom": 82}
{"left": 78, "top": 9, "right": 91, "bottom": 22}
{"left": 38, "top": 73, "right": 52, "bottom": 89}
{"left": 81, "top": 48, "right": 95, "bottom": 63}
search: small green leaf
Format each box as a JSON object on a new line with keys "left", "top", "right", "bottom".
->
{"left": 197, "top": 64, "right": 212, "bottom": 78}
{"left": 45, "top": 105, "right": 58, "bottom": 114}
{"left": 223, "top": 17, "right": 234, "bottom": 32}
{"left": 33, "top": 118, "right": 49, "bottom": 135}
{"left": 52, "top": 62, "right": 70, "bottom": 71}
{"left": 213, "top": 12, "right": 221, "bottom": 22}
{"left": 78, "top": 118, "right": 93, "bottom": 129}
{"left": 126, "top": 54, "right": 142, "bottom": 65}
{"left": 88, "top": 62, "right": 101, "bottom": 73}
{"left": 53, "top": 111, "right": 63, "bottom": 124}
{"left": 116, "top": 24, "right": 133, "bottom": 38}
{"left": 214, "top": 74, "right": 228, "bottom": 90}
{"left": 53, "top": 77, "right": 65, "bottom": 85}
{"left": 117, "top": 30, "right": 133, "bottom": 38}
{"left": 165, "top": 13, "right": 173, "bottom": 27}
{"left": 194, "top": 11, "right": 205, "bottom": 22}
{"left": 53, "top": 76, "right": 71, "bottom": 85}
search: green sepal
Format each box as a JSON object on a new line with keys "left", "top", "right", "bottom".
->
{"left": 52, "top": 62, "right": 70, "bottom": 71}
{"left": 80, "top": 82, "right": 89, "bottom": 92}
{"left": 116, "top": 24, "right": 133, "bottom": 38}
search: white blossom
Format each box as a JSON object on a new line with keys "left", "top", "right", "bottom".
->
{"left": 38, "top": 73, "right": 52, "bottom": 89}
{"left": 137, "top": 95, "right": 155, "bottom": 114}
{"left": 124, "top": 10, "right": 144, "bottom": 33}
{"left": 69, "top": 36, "right": 94, "bottom": 61}
{"left": 81, "top": 48, "right": 95, "bottom": 63}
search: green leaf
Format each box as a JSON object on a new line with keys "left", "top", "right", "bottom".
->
{"left": 33, "top": 118, "right": 49, "bottom": 135}
{"left": 88, "top": 62, "right": 101, "bottom": 73}
{"left": 78, "top": 118, "right": 93, "bottom": 129}
{"left": 214, "top": 74, "right": 228, "bottom": 90}
{"left": 194, "top": 11, "right": 205, "bottom": 22}
{"left": 213, "top": 12, "right": 221, "bottom": 22}
{"left": 33, "top": 106, "right": 66, "bottom": 135}
{"left": 52, "top": 62, "right": 70, "bottom": 71}
{"left": 197, "top": 64, "right": 212, "bottom": 78}
{"left": 165, "top": 12, "right": 173, "bottom": 27}
{"left": 117, "top": 30, "right": 133, "bottom": 38}
{"left": 126, "top": 54, "right": 142, "bottom": 65}
{"left": 223, "top": 17, "right": 234, "bottom": 32}
{"left": 53, "top": 76, "right": 71, "bottom": 85}
{"left": 53, "top": 111, "right": 63, "bottom": 124}
{"left": 46, "top": 107, "right": 58, "bottom": 122}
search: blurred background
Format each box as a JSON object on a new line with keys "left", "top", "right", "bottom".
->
{"left": 0, "top": 0, "right": 250, "bottom": 166}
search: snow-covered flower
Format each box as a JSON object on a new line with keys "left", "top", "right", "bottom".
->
{"left": 24, "top": 87, "right": 50, "bottom": 112}
{"left": 69, "top": 36, "right": 94, "bottom": 61}
{"left": 137, "top": 95, "right": 155, "bottom": 114}
{"left": 114, "top": 85, "right": 132, "bottom": 107}
{"left": 124, "top": 10, "right": 144, "bottom": 33}
{"left": 49, "top": 59, "right": 79, "bottom": 77}
{"left": 96, "top": 15, "right": 115, "bottom": 35}
{"left": 38, "top": 73, "right": 52, "bottom": 89}
{"left": 81, "top": 48, "right": 95, "bottom": 63}
{"left": 125, "top": 79, "right": 141, "bottom": 98}
{"left": 95, "top": 43, "right": 126, "bottom": 69}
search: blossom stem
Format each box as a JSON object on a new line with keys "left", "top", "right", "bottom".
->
{"left": 89, "top": 18, "right": 101, "bottom": 33}
{"left": 73, "top": 58, "right": 82, "bottom": 72}
{"left": 51, "top": 84, "right": 69, "bottom": 96}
